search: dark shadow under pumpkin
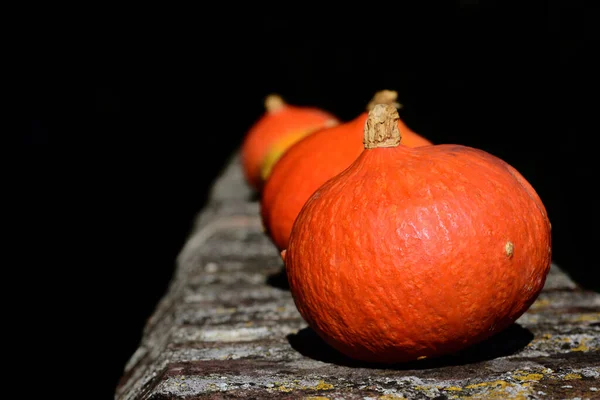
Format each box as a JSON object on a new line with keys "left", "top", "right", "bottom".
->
{"left": 266, "top": 265, "right": 289, "bottom": 290}
{"left": 249, "top": 190, "right": 260, "bottom": 202}
{"left": 287, "top": 323, "right": 533, "bottom": 370}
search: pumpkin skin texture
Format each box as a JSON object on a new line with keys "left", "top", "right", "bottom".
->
{"left": 261, "top": 90, "right": 432, "bottom": 251}
{"left": 241, "top": 94, "right": 339, "bottom": 191}
{"left": 284, "top": 104, "right": 552, "bottom": 364}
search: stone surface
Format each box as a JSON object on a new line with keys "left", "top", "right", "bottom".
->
{"left": 116, "top": 153, "right": 600, "bottom": 400}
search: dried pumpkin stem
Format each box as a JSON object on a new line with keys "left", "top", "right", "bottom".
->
{"left": 265, "top": 94, "right": 286, "bottom": 112}
{"left": 366, "top": 90, "right": 403, "bottom": 111}
{"left": 364, "top": 104, "right": 401, "bottom": 149}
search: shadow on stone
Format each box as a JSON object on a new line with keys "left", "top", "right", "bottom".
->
{"left": 266, "top": 265, "right": 289, "bottom": 290}
{"left": 564, "top": 269, "right": 600, "bottom": 293}
{"left": 249, "top": 191, "right": 260, "bottom": 202}
{"left": 287, "top": 323, "right": 534, "bottom": 370}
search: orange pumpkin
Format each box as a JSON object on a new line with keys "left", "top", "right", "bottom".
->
{"left": 284, "top": 104, "right": 552, "bottom": 364}
{"left": 261, "top": 90, "right": 432, "bottom": 251}
{"left": 241, "top": 94, "right": 339, "bottom": 191}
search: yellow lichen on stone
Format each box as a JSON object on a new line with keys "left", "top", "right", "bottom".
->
{"left": 512, "top": 372, "right": 544, "bottom": 382}
{"left": 465, "top": 380, "right": 510, "bottom": 390}
{"left": 571, "top": 339, "right": 590, "bottom": 352}
{"left": 530, "top": 298, "right": 550, "bottom": 310}
{"left": 460, "top": 379, "right": 536, "bottom": 400}
{"left": 563, "top": 373, "right": 582, "bottom": 380}
{"left": 570, "top": 313, "right": 600, "bottom": 323}
{"left": 378, "top": 395, "right": 405, "bottom": 399}
{"left": 461, "top": 386, "right": 530, "bottom": 400}
{"left": 445, "top": 386, "right": 463, "bottom": 391}
{"left": 314, "top": 380, "right": 334, "bottom": 390}
{"left": 215, "top": 306, "right": 237, "bottom": 314}
{"left": 277, "top": 385, "right": 293, "bottom": 392}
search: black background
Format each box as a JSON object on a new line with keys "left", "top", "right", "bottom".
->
{"left": 28, "top": 2, "right": 597, "bottom": 398}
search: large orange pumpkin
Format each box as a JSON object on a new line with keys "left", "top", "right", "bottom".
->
{"left": 241, "top": 94, "right": 339, "bottom": 191}
{"left": 261, "top": 90, "right": 432, "bottom": 251}
{"left": 284, "top": 104, "right": 552, "bottom": 364}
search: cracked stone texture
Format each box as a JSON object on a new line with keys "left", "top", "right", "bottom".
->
{"left": 116, "top": 153, "right": 600, "bottom": 400}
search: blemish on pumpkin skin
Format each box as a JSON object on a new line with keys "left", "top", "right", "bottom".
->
{"left": 505, "top": 241, "right": 514, "bottom": 258}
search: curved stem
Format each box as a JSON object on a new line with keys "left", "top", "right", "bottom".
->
{"left": 364, "top": 104, "right": 402, "bottom": 149}
{"left": 366, "top": 90, "right": 402, "bottom": 111}
{"left": 265, "top": 94, "right": 286, "bottom": 112}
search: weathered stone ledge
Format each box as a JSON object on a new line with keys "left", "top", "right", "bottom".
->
{"left": 116, "top": 153, "right": 599, "bottom": 400}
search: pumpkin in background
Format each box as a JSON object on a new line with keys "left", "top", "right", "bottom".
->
{"left": 261, "top": 90, "right": 432, "bottom": 251}
{"left": 241, "top": 94, "right": 339, "bottom": 191}
{"left": 283, "top": 104, "right": 552, "bottom": 364}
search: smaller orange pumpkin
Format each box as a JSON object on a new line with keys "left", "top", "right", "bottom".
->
{"left": 241, "top": 94, "right": 339, "bottom": 191}
{"left": 261, "top": 90, "right": 432, "bottom": 251}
